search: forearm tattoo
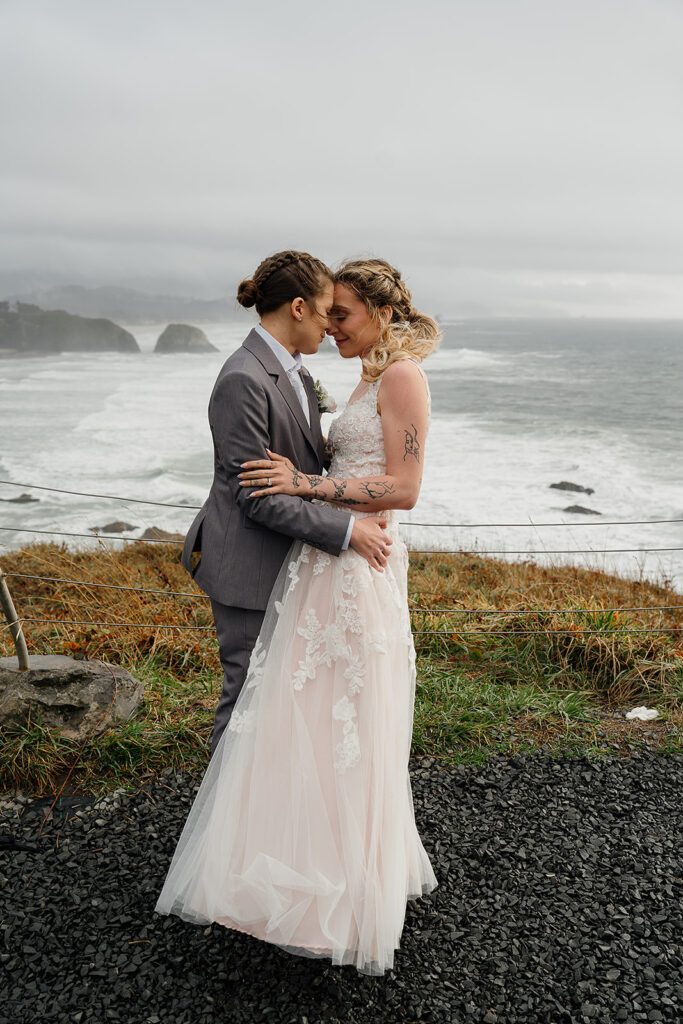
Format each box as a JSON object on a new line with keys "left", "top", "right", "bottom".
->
{"left": 403, "top": 424, "right": 420, "bottom": 463}
{"left": 306, "top": 474, "right": 325, "bottom": 488}
{"left": 331, "top": 479, "right": 365, "bottom": 506}
{"left": 360, "top": 481, "right": 396, "bottom": 499}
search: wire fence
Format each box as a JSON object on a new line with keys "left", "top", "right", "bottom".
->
{"left": 2, "top": 616, "right": 682, "bottom": 638}
{"left": 2, "top": 478, "right": 683, "bottom": 528}
{"left": 4, "top": 571, "right": 683, "bottom": 616}
{"left": 2, "top": 523, "right": 683, "bottom": 557}
{"left": 1, "top": 476, "right": 681, "bottom": 648}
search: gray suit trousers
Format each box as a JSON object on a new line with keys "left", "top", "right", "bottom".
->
{"left": 209, "top": 600, "right": 265, "bottom": 757}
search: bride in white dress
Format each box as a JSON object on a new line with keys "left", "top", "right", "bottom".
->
{"left": 154, "top": 258, "right": 441, "bottom": 975}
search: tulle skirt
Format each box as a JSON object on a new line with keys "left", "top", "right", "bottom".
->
{"left": 154, "top": 532, "right": 437, "bottom": 975}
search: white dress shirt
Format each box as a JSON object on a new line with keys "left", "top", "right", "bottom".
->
{"left": 255, "top": 323, "right": 309, "bottom": 423}
{"left": 254, "top": 323, "right": 354, "bottom": 551}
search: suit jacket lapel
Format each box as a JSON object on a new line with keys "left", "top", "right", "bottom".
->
{"left": 243, "top": 330, "right": 319, "bottom": 459}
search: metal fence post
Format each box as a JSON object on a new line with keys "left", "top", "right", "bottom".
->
{"left": 0, "top": 567, "right": 30, "bottom": 670}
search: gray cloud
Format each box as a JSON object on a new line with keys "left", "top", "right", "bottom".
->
{"left": 2, "top": 0, "right": 683, "bottom": 315}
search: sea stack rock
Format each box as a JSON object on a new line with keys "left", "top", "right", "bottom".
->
{"left": 0, "top": 303, "right": 139, "bottom": 353}
{"left": 564, "top": 505, "right": 602, "bottom": 516}
{"left": 154, "top": 323, "right": 218, "bottom": 353}
{"left": 549, "top": 481, "right": 595, "bottom": 496}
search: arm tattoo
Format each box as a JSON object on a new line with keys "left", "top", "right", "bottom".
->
{"left": 331, "top": 477, "right": 365, "bottom": 505}
{"left": 360, "top": 481, "right": 396, "bottom": 499}
{"left": 306, "top": 474, "right": 324, "bottom": 487}
{"left": 403, "top": 424, "right": 420, "bottom": 463}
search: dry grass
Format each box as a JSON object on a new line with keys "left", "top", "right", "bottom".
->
{"left": 1, "top": 542, "right": 681, "bottom": 796}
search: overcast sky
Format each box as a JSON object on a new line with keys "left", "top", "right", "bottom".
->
{"left": 2, "top": 0, "right": 683, "bottom": 316}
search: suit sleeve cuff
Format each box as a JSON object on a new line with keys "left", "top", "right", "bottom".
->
{"left": 341, "top": 515, "right": 355, "bottom": 551}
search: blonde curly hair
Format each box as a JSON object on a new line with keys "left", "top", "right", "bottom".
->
{"left": 334, "top": 258, "right": 441, "bottom": 382}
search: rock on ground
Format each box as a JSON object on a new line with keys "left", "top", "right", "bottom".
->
{"left": 0, "top": 655, "right": 145, "bottom": 742}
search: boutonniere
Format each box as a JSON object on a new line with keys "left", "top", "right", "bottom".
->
{"left": 313, "top": 379, "right": 337, "bottom": 414}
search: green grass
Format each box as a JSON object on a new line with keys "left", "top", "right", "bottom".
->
{"left": 1, "top": 542, "right": 681, "bottom": 796}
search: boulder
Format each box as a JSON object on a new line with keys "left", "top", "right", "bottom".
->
{"left": 89, "top": 521, "right": 137, "bottom": 534}
{"left": 140, "top": 527, "right": 184, "bottom": 541}
{"left": 564, "top": 505, "right": 602, "bottom": 516}
{"left": 0, "top": 303, "right": 139, "bottom": 353}
{"left": 0, "top": 655, "right": 145, "bottom": 742}
{"left": 550, "top": 481, "right": 595, "bottom": 495}
{"left": 154, "top": 323, "right": 218, "bottom": 353}
{"left": 0, "top": 493, "right": 39, "bottom": 503}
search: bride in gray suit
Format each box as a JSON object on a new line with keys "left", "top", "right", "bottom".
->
{"left": 156, "top": 255, "right": 441, "bottom": 975}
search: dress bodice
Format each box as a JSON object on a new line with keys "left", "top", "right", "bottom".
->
{"left": 326, "top": 365, "right": 430, "bottom": 524}
{"left": 328, "top": 382, "right": 386, "bottom": 481}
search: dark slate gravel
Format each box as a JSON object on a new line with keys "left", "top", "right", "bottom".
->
{"left": 1, "top": 753, "right": 682, "bottom": 1024}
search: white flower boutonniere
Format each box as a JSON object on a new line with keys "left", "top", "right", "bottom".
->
{"left": 313, "top": 379, "right": 337, "bottom": 414}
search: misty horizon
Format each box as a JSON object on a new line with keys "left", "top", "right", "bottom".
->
{"left": 2, "top": 0, "right": 683, "bottom": 318}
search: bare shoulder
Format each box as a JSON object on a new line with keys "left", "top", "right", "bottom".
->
{"left": 377, "top": 359, "right": 428, "bottom": 409}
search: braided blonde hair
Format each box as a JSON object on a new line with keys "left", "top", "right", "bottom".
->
{"left": 334, "top": 258, "right": 441, "bottom": 382}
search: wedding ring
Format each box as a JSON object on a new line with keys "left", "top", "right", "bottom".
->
{"left": 267, "top": 477, "right": 272, "bottom": 487}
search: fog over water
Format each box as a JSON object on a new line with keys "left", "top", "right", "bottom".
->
{"left": 1, "top": 0, "right": 683, "bottom": 315}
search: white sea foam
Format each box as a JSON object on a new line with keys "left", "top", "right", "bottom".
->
{"left": 1, "top": 322, "right": 681, "bottom": 592}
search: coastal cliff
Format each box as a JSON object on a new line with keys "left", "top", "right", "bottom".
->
{"left": 0, "top": 302, "right": 139, "bottom": 353}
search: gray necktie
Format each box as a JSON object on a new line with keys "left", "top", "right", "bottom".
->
{"left": 288, "top": 365, "right": 310, "bottom": 425}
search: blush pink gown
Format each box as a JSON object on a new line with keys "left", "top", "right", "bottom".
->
{"left": 154, "top": 373, "right": 437, "bottom": 975}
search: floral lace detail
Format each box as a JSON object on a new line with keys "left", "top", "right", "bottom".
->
{"left": 228, "top": 707, "right": 257, "bottom": 734}
{"left": 332, "top": 695, "right": 360, "bottom": 772}
{"left": 313, "top": 550, "right": 331, "bottom": 575}
{"left": 284, "top": 544, "right": 310, "bottom": 598}
{"left": 327, "top": 383, "right": 387, "bottom": 483}
{"left": 293, "top": 607, "right": 350, "bottom": 691}
{"left": 245, "top": 639, "right": 267, "bottom": 690}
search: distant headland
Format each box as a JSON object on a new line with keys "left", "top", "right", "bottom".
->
{"left": 0, "top": 302, "right": 139, "bottom": 354}
{"left": 0, "top": 301, "right": 222, "bottom": 355}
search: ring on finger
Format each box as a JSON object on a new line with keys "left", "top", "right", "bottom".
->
{"left": 267, "top": 477, "right": 272, "bottom": 487}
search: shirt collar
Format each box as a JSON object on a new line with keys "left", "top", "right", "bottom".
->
{"left": 254, "top": 323, "right": 303, "bottom": 374}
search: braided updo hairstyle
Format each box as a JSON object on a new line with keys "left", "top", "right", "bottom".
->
{"left": 334, "top": 258, "right": 441, "bottom": 383}
{"left": 237, "top": 250, "right": 333, "bottom": 317}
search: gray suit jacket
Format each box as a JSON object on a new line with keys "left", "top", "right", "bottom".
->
{"left": 181, "top": 329, "right": 350, "bottom": 609}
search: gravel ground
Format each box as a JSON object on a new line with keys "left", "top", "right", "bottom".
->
{"left": 1, "top": 753, "right": 682, "bottom": 1024}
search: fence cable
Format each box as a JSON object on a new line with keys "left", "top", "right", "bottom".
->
{"left": 4, "top": 571, "right": 682, "bottom": 617}
{"left": 4, "top": 572, "right": 211, "bottom": 600}
{"left": 2, "top": 524, "right": 683, "bottom": 556}
{"left": 3, "top": 616, "right": 681, "bottom": 637}
{"left": 0, "top": 526, "right": 183, "bottom": 545}
{"left": 2, "top": 479, "right": 683, "bottom": 528}
{"left": 0, "top": 479, "right": 198, "bottom": 509}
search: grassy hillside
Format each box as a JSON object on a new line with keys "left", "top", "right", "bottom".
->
{"left": 1, "top": 541, "right": 681, "bottom": 797}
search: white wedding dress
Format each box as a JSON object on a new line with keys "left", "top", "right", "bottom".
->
{"left": 154, "top": 370, "right": 437, "bottom": 975}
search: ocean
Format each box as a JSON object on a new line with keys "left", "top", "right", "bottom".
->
{"left": 1, "top": 318, "right": 682, "bottom": 592}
